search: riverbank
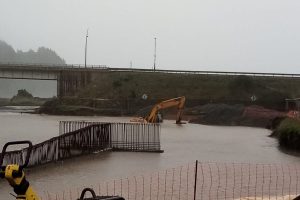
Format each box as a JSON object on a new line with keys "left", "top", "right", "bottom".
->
{"left": 189, "top": 103, "right": 300, "bottom": 151}
{"left": 32, "top": 99, "right": 300, "bottom": 152}
{"left": 0, "top": 106, "right": 40, "bottom": 113}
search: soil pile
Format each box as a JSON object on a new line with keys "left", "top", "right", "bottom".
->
{"left": 189, "top": 104, "right": 284, "bottom": 128}
{"left": 189, "top": 104, "right": 244, "bottom": 126}
{"left": 240, "top": 105, "right": 284, "bottom": 127}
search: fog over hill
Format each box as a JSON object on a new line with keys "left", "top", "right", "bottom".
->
{"left": 0, "top": 40, "right": 65, "bottom": 64}
{"left": 0, "top": 40, "right": 63, "bottom": 98}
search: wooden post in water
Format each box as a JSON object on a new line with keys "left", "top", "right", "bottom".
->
{"left": 194, "top": 160, "right": 198, "bottom": 200}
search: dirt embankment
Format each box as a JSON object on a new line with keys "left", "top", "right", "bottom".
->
{"left": 188, "top": 104, "right": 284, "bottom": 128}
{"left": 39, "top": 97, "right": 285, "bottom": 128}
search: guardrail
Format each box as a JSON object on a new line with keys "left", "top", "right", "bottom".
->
{"left": 0, "top": 63, "right": 109, "bottom": 71}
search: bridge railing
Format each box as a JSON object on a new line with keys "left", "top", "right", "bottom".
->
{"left": 0, "top": 63, "right": 109, "bottom": 72}
{"left": 1, "top": 62, "right": 300, "bottom": 78}
{"left": 108, "top": 67, "right": 300, "bottom": 78}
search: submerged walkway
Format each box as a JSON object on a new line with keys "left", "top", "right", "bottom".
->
{"left": 2, "top": 121, "right": 162, "bottom": 167}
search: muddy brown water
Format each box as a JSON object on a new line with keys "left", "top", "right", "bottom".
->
{"left": 0, "top": 111, "right": 299, "bottom": 199}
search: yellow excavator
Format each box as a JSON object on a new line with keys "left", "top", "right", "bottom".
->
{"left": 0, "top": 141, "right": 125, "bottom": 200}
{"left": 131, "top": 96, "right": 186, "bottom": 124}
{"left": 0, "top": 141, "right": 39, "bottom": 200}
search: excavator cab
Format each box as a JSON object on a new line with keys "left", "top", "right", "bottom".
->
{"left": 0, "top": 140, "right": 126, "bottom": 200}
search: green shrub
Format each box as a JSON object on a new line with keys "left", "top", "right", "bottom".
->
{"left": 276, "top": 118, "right": 300, "bottom": 150}
{"left": 16, "top": 89, "right": 33, "bottom": 98}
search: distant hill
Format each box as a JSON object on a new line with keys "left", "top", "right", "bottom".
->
{"left": 0, "top": 40, "right": 65, "bottom": 64}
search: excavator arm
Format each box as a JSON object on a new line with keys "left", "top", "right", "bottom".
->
{"left": 0, "top": 141, "right": 40, "bottom": 200}
{"left": 145, "top": 96, "right": 186, "bottom": 124}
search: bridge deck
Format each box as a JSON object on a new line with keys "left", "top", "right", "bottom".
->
{"left": 1, "top": 63, "right": 300, "bottom": 78}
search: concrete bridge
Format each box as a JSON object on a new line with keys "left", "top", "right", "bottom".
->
{"left": 1, "top": 63, "right": 300, "bottom": 97}
{"left": 0, "top": 63, "right": 109, "bottom": 97}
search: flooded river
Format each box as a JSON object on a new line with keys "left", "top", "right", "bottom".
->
{"left": 0, "top": 110, "right": 299, "bottom": 199}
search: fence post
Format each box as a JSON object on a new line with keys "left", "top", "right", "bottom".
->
{"left": 194, "top": 160, "right": 198, "bottom": 200}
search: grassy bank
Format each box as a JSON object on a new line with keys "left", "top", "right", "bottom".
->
{"left": 40, "top": 72, "right": 300, "bottom": 127}
{"left": 272, "top": 118, "right": 300, "bottom": 150}
{"left": 42, "top": 72, "right": 300, "bottom": 113}
{"left": 75, "top": 71, "right": 300, "bottom": 110}
{"left": 0, "top": 97, "right": 48, "bottom": 106}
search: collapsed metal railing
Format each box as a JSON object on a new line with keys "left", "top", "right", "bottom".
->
{"left": 2, "top": 122, "right": 161, "bottom": 167}
{"left": 59, "top": 121, "right": 162, "bottom": 152}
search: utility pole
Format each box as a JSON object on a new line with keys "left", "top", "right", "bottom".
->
{"left": 84, "top": 29, "right": 89, "bottom": 68}
{"left": 130, "top": 61, "right": 133, "bottom": 68}
{"left": 153, "top": 37, "right": 157, "bottom": 71}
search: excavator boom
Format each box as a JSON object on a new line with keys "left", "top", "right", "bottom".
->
{"left": 145, "top": 96, "right": 186, "bottom": 124}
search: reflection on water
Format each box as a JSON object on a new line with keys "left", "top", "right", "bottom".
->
{"left": 0, "top": 111, "right": 299, "bottom": 199}
{"left": 0, "top": 106, "right": 40, "bottom": 113}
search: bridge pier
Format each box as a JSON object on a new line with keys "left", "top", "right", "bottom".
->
{"left": 57, "top": 71, "right": 92, "bottom": 97}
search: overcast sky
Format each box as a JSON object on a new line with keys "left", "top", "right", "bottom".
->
{"left": 1, "top": 0, "right": 300, "bottom": 73}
